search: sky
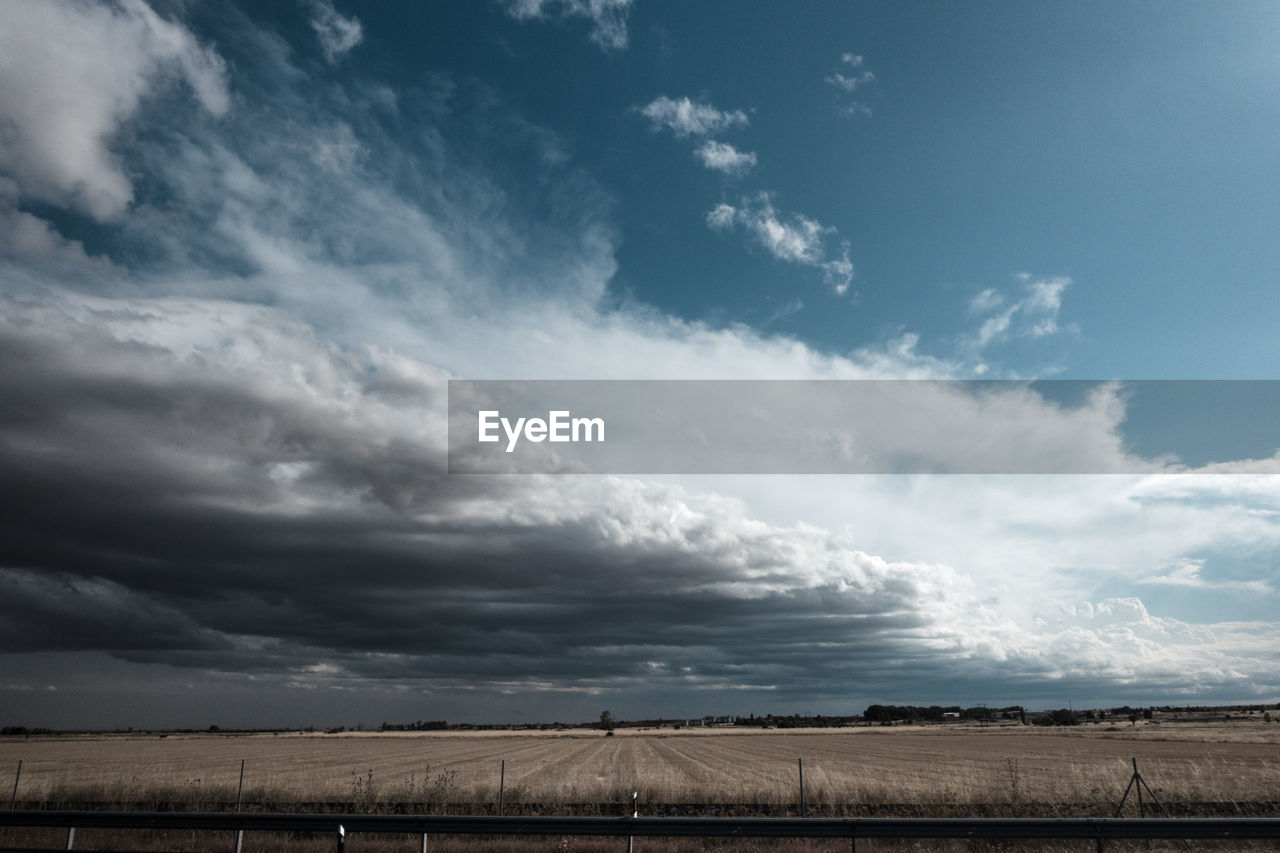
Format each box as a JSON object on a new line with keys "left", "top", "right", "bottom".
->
{"left": 0, "top": 0, "right": 1278, "bottom": 730}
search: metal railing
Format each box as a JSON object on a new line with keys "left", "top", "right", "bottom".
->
{"left": 3, "top": 810, "right": 1280, "bottom": 850}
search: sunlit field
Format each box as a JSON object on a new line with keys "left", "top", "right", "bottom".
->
{"left": 4, "top": 720, "right": 1278, "bottom": 816}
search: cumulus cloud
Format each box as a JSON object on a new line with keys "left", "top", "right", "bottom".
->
{"left": 0, "top": 0, "right": 228, "bottom": 222}
{"left": 307, "top": 0, "right": 363, "bottom": 63}
{"left": 694, "top": 140, "right": 757, "bottom": 175}
{"left": 1010, "top": 597, "right": 1280, "bottom": 694}
{"left": 639, "top": 96, "right": 749, "bottom": 138}
{"left": 503, "top": 0, "right": 634, "bottom": 50}
{"left": 707, "top": 193, "right": 854, "bottom": 293}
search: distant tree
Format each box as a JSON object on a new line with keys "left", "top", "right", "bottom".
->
{"left": 1032, "top": 709, "right": 1078, "bottom": 727}
{"left": 1143, "top": 708, "right": 1154, "bottom": 720}
{"left": 599, "top": 711, "right": 615, "bottom": 732}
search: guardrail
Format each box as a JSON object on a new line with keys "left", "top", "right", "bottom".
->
{"left": 3, "top": 811, "right": 1280, "bottom": 850}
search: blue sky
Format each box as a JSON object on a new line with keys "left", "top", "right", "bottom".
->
{"left": 0, "top": 0, "right": 1278, "bottom": 728}
{"left": 326, "top": 0, "right": 1280, "bottom": 380}
{"left": 188, "top": 0, "right": 1280, "bottom": 378}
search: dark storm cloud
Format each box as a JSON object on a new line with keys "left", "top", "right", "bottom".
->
{"left": 3, "top": 291, "right": 1276, "bottom": 715}
{"left": 0, "top": 292, "right": 976, "bottom": 700}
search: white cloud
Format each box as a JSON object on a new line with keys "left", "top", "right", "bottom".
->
{"left": 0, "top": 0, "right": 228, "bottom": 222}
{"left": 825, "top": 71, "right": 875, "bottom": 93}
{"left": 707, "top": 197, "right": 824, "bottom": 264}
{"left": 503, "top": 0, "right": 634, "bottom": 50}
{"left": 0, "top": 177, "right": 99, "bottom": 265}
{"left": 307, "top": 0, "right": 363, "bottom": 63}
{"left": 1138, "top": 559, "right": 1274, "bottom": 594}
{"left": 706, "top": 193, "right": 854, "bottom": 293}
{"left": 821, "top": 243, "right": 854, "bottom": 294}
{"left": 826, "top": 52, "right": 875, "bottom": 117}
{"left": 694, "top": 140, "right": 757, "bottom": 175}
{"left": 968, "top": 287, "right": 1003, "bottom": 315}
{"left": 968, "top": 276, "right": 1073, "bottom": 349}
{"left": 640, "top": 96, "right": 749, "bottom": 138}
{"left": 706, "top": 202, "right": 737, "bottom": 231}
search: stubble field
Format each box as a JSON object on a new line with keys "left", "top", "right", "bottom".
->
{"left": 4, "top": 721, "right": 1279, "bottom": 816}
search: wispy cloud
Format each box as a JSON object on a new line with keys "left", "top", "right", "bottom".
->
{"left": 707, "top": 194, "right": 853, "bottom": 293}
{"left": 503, "top": 0, "right": 634, "bottom": 50}
{"left": 639, "top": 96, "right": 749, "bottom": 138}
{"left": 825, "top": 52, "right": 875, "bottom": 117}
{"left": 763, "top": 298, "right": 804, "bottom": 326}
{"left": 967, "top": 275, "right": 1073, "bottom": 350}
{"left": 1138, "top": 560, "right": 1274, "bottom": 595}
{"left": 694, "top": 140, "right": 756, "bottom": 175}
{"left": 307, "top": 0, "right": 363, "bottom": 64}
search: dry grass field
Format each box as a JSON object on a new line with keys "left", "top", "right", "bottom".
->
{"left": 3, "top": 720, "right": 1279, "bottom": 815}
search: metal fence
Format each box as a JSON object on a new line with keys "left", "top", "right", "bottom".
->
{"left": 3, "top": 810, "right": 1280, "bottom": 851}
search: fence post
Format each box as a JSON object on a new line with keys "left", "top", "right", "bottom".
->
{"left": 337, "top": 824, "right": 345, "bottom": 853}
{"left": 235, "top": 759, "right": 245, "bottom": 853}
{"left": 9, "top": 760, "right": 19, "bottom": 809}
{"left": 498, "top": 760, "right": 505, "bottom": 817}
{"left": 798, "top": 758, "right": 806, "bottom": 818}
{"left": 1134, "top": 758, "right": 1145, "bottom": 818}
{"left": 627, "top": 791, "right": 637, "bottom": 853}
{"left": 65, "top": 825, "right": 75, "bottom": 850}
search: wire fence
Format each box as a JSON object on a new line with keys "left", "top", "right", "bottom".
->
{"left": 4, "top": 755, "right": 1279, "bottom": 850}
{"left": 3, "top": 809, "right": 1280, "bottom": 851}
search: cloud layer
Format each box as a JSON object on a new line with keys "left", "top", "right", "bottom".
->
{"left": 4, "top": 294, "right": 1276, "bottom": 716}
{"left": 1, "top": 0, "right": 1277, "bottom": 727}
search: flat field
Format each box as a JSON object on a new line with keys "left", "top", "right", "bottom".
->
{"left": 3, "top": 721, "right": 1279, "bottom": 813}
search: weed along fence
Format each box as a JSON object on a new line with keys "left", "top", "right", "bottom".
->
{"left": 3, "top": 811, "right": 1280, "bottom": 852}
